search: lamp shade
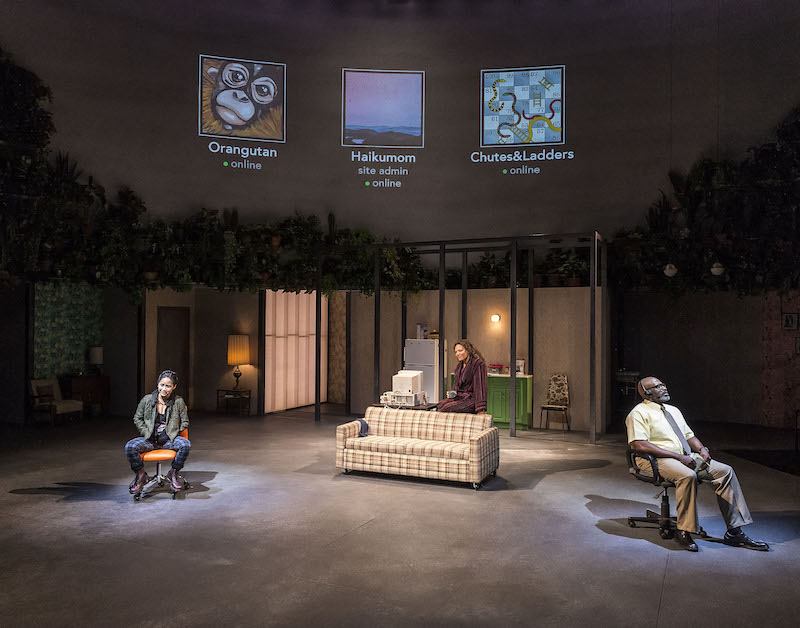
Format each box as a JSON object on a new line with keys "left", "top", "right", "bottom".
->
{"left": 227, "top": 335, "right": 250, "bottom": 366}
{"left": 88, "top": 346, "right": 104, "bottom": 365}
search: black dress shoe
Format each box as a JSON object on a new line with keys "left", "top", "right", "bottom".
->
{"left": 723, "top": 529, "right": 769, "bottom": 551}
{"left": 675, "top": 530, "right": 698, "bottom": 551}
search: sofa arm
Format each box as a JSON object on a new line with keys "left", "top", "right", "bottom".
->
{"left": 336, "top": 420, "right": 361, "bottom": 450}
{"left": 336, "top": 420, "right": 362, "bottom": 470}
{"left": 469, "top": 427, "right": 500, "bottom": 481}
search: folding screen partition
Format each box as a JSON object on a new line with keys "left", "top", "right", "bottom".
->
{"left": 264, "top": 290, "right": 328, "bottom": 413}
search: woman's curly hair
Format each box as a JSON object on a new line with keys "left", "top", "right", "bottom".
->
{"left": 454, "top": 339, "right": 483, "bottom": 361}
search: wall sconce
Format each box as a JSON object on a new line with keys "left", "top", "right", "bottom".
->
{"left": 711, "top": 262, "right": 725, "bottom": 276}
{"left": 663, "top": 263, "right": 678, "bottom": 278}
{"left": 227, "top": 335, "right": 250, "bottom": 389}
{"left": 490, "top": 314, "right": 501, "bottom": 323}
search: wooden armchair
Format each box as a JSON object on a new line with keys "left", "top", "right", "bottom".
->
{"left": 29, "top": 377, "right": 84, "bottom": 425}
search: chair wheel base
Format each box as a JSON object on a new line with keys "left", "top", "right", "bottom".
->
{"left": 659, "top": 529, "right": 674, "bottom": 539}
{"left": 628, "top": 519, "right": 636, "bottom": 528}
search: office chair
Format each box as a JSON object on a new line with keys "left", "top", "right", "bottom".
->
{"left": 626, "top": 447, "right": 706, "bottom": 539}
{"left": 134, "top": 428, "right": 190, "bottom": 501}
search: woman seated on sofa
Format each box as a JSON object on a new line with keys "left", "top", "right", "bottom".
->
{"left": 436, "top": 339, "right": 487, "bottom": 414}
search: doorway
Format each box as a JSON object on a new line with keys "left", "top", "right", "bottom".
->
{"left": 156, "top": 307, "right": 190, "bottom": 400}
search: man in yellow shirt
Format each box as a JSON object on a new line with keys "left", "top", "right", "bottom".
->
{"left": 626, "top": 376, "right": 768, "bottom": 552}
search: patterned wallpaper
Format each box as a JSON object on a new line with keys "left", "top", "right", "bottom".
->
{"left": 762, "top": 291, "right": 800, "bottom": 428}
{"left": 34, "top": 282, "right": 104, "bottom": 378}
{"left": 327, "top": 291, "right": 347, "bottom": 404}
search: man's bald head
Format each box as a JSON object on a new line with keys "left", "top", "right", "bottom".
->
{"left": 637, "top": 376, "right": 670, "bottom": 402}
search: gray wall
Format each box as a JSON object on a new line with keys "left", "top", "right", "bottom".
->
{"left": 350, "top": 292, "right": 403, "bottom": 414}
{"left": 194, "top": 288, "right": 260, "bottom": 413}
{"left": 2, "top": 2, "right": 799, "bottom": 239}
{"left": 103, "top": 289, "right": 140, "bottom": 417}
{"left": 348, "top": 287, "right": 606, "bottom": 432}
{"left": 621, "top": 292, "right": 762, "bottom": 425}
{"left": 142, "top": 287, "right": 261, "bottom": 413}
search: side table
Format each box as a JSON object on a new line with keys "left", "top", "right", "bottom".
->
{"left": 216, "top": 389, "right": 251, "bottom": 415}
{"left": 70, "top": 375, "right": 111, "bottom": 416}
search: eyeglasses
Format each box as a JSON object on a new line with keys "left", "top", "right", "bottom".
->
{"left": 645, "top": 383, "right": 667, "bottom": 391}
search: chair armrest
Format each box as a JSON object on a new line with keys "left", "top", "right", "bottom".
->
{"left": 336, "top": 420, "right": 361, "bottom": 449}
{"left": 626, "top": 447, "right": 663, "bottom": 485}
{"left": 30, "top": 395, "right": 51, "bottom": 409}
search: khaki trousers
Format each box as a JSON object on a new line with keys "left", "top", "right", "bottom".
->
{"left": 636, "top": 457, "right": 753, "bottom": 534}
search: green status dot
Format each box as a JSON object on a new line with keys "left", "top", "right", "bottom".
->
{"left": 502, "top": 169, "right": 508, "bottom": 174}
{"left": 365, "top": 181, "right": 370, "bottom": 186}
{"left": 223, "top": 161, "right": 229, "bottom": 166}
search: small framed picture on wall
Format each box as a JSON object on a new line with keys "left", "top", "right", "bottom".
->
{"left": 783, "top": 312, "right": 798, "bottom": 331}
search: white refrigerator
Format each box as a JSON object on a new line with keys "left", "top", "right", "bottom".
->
{"left": 403, "top": 339, "right": 445, "bottom": 403}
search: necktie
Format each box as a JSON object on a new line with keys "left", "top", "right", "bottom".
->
{"left": 660, "top": 403, "right": 691, "bottom": 455}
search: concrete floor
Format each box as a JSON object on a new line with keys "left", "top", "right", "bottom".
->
{"left": 1, "top": 406, "right": 799, "bottom": 627}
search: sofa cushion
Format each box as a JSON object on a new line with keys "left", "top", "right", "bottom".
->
{"left": 403, "top": 439, "right": 470, "bottom": 460}
{"left": 363, "top": 407, "right": 491, "bottom": 443}
{"left": 345, "top": 436, "right": 470, "bottom": 460}
{"left": 345, "top": 436, "right": 410, "bottom": 455}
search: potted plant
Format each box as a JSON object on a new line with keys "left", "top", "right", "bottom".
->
{"left": 528, "top": 257, "right": 546, "bottom": 288}
{"left": 561, "top": 249, "right": 589, "bottom": 287}
{"left": 542, "top": 250, "right": 567, "bottom": 286}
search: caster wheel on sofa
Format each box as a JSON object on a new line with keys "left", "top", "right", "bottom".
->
{"left": 491, "top": 470, "right": 497, "bottom": 477}
{"left": 472, "top": 482, "right": 481, "bottom": 490}
{"left": 342, "top": 469, "right": 350, "bottom": 474}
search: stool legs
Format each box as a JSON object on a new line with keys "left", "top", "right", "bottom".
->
{"left": 134, "top": 461, "right": 189, "bottom": 501}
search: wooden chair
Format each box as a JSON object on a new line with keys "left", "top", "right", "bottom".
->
{"left": 135, "top": 428, "right": 190, "bottom": 501}
{"left": 29, "top": 377, "right": 84, "bottom": 426}
{"left": 539, "top": 373, "right": 570, "bottom": 432}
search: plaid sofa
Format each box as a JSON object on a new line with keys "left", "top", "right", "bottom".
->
{"left": 336, "top": 406, "right": 500, "bottom": 487}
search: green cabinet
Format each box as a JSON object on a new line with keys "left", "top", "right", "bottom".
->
{"left": 487, "top": 375, "right": 532, "bottom": 429}
{"left": 447, "top": 373, "right": 532, "bottom": 429}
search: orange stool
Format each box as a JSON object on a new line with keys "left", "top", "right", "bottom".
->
{"left": 135, "top": 428, "right": 190, "bottom": 500}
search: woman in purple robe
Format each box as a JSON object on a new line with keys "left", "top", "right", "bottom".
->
{"left": 436, "top": 339, "right": 487, "bottom": 413}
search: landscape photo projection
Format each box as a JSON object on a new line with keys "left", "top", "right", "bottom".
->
{"left": 481, "top": 65, "right": 564, "bottom": 147}
{"left": 341, "top": 69, "right": 425, "bottom": 148}
{"left": 199, "top": 54, "right": 286, "bottom": 142}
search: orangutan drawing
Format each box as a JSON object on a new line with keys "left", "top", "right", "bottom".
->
{"left": 199, "top": 55, "right": 285, "bottom": 142}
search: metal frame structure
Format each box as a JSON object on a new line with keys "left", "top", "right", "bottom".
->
{"left": 313, "top": 231, "right": 606, "bottom": 444}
